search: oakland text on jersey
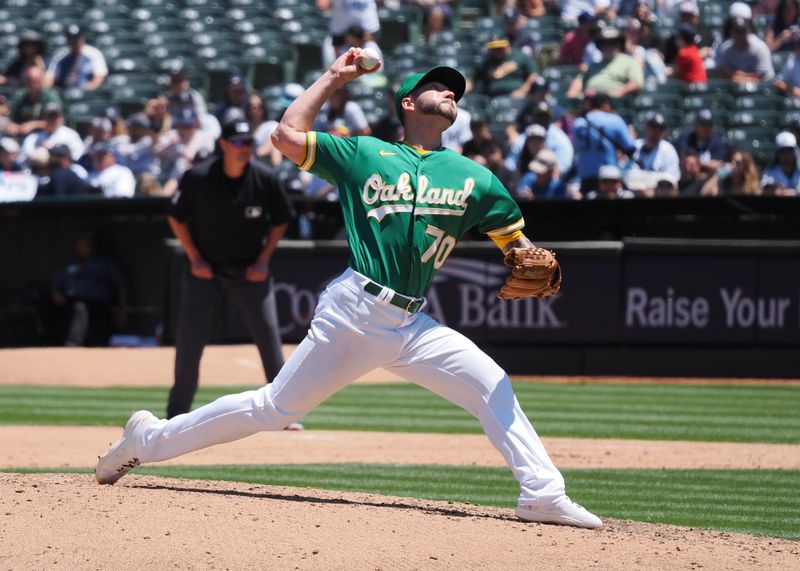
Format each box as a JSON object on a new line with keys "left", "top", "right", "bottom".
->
{"left": 361, "top": 172, "right": 475, "bottom": 222}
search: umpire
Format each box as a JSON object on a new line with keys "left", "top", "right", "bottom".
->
{"left": 166, "top": 117, "right": 294, "bottom": 419}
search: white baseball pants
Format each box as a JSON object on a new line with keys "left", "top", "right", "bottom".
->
{"left": 137, "top": 268, "right": 566, "bottom": 505}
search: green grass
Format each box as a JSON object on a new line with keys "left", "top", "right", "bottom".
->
{"left": 6, "top": 465, "right": 799, "bottom": 540}
{"left": 1, "top": 382, "right": 799, "bottom": 443}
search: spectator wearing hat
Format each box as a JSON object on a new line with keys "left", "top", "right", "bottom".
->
{"left": 45, "top": 24, "right": 108, "bottom": 91}
{"left": 631, "top": 112, "right": 681, "bottom": 193}
{"left": 516, "top": 149, "right": 573, "bottom": 200}
{"left": 567, "top": 26, "right": 644, "bottom": 98}
{"left": 774, "top": 37, "right": 800, "bottom": 95}
{"left": 765, "top": 0, "right": 800, "bottom": 53}
{"left": 621, "top": 17, "right": 667, "bottom": 84}
{"left": 515, "top": 124, "right": 548, "bottom": 178}
{"left": 19, "top": 103, "right": 83, "bottom": 165}
{"left": 467, "top": 35, "right": 540, "bottom": 98}
{"left": 78, "top": 116, "right": 115, "bottom": 171}
{"left": 663, "top": 2, "right": 715, "bottom": 65}
{"left": 7, "top": 66, "right": 62, "bottom": 137}
{"left": 560, "top": 11, "right": 596, "bottom": 66}
{"left": 668, "top": 24, "right": 707, "bottom": 83}
{"left": 117, "top": 113, "right": 161, "bottom": 192}
{"left": 502, "top": 9, "right": 537, "bottom": 57}
{"left": 0, "top": 137, "right": 23, "bottom": 173}
{"left": 87, "top": 142, "right": 135, "bottom": 198}
{"left": 515, "top": 75, "right": 572, "bottom": 135}
{"left": 715, "top": 16, "right": 775, "bottom": 83}
{"left": 155, "top": 107, "right": 215, "bottom": 196}
{"left": 1, "top": 30, "right": 46, "bottom": 88}
{"left": 653, "top": 173, "right": 680, "bottom": 197}
{"left": 674, "top": 109, "right": 728, "bottom": 172}
{"left": 165, "top": 116, "right": 294, "bottom": 420}
{"left": 586, "top": 165, "right": 635, "bottom": 199}
{"left": 761, "top": 131, "right": 800, "bottom": 194}
{"left": 572, "top": 92, "right": 636, "bottom": 193}
{"left": 166, "top": 64, "right": 208, "bottom": 117}
{"left": 212, "top": 75, "right": 250, "bottom": 123}
{"left": 507, "top": 101, "right": 573, "bottom": 174}
{"left": 38, "top": 144, "right": 95, "bottom": 197}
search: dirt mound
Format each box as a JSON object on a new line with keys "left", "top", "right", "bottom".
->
{"left": 1, "top": 473, "right": 796, "bottom": 570}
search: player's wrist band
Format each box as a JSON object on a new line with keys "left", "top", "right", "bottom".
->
{"left": 364, "top": 281, "right": 425, "bottom": 313}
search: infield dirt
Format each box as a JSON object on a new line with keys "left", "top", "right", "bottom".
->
{"left": 1, "top": 346, "right": 798, "bottom": 569}
{"left": 2, "top": 473, "right": 798, "bottom": 571}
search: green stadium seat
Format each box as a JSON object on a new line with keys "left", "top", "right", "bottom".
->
{"left": 728, "top": 110, "right": 783, "bottom": 128}
{"left": 732, "top": 94, "right": 782, "bottom": 111}
{"left": 249, "top": 55, "right": 296, "bottom": 90}
{"left": 728, "top": 81, "right": 778, "bottom": 96}
{"left": 632, "top": 92, "right": 682, "bottom": 110}
{"left": 378, "top": 7, "right": 421, "bottom": 46}
{"left": 682, "top": 92, "right": 732, "bottom": 111}
{"left": 684, "top": 78, "right": 732, "bottom": 95}
{"left": 456, "top": 0, "right": 492, "bottom": 28}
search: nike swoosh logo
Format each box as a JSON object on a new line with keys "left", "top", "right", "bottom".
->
{"left": 378, "top": 150, "right": 397, "bottom": 156}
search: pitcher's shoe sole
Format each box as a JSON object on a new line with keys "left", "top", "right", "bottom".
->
{"left": 95, "top": 410, "right": 157, "bottom": 485}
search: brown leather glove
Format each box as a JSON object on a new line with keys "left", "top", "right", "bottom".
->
{"left": 497, "top": 247, "right": 562, "bottom": 300}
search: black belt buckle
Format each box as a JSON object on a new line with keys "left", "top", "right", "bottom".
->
{"left": 404, "top": 297, "right": 423, "bottom": 313}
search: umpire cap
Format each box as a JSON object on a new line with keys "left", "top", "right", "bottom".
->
{"left": 394, "top": 66, "right": 466, "bottom": 124}
{"left": 220, "top": 118, "right": 254, "bottom": 142}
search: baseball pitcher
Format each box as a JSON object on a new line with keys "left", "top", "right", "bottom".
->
{"left": 96, "top": 48, "right": 601, "bottom": 529}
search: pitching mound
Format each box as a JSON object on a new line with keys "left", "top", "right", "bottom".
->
{"left": 1, "top": 474, "right": 796, "bottom": 570}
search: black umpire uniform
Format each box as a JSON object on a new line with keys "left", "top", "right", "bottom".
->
{"left": 166, "top": 119, "right": 294, "bottom": 419}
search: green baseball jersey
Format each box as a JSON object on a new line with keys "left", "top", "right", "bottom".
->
{"left": 301, "top": 132, "right": 524, "bottom": 298}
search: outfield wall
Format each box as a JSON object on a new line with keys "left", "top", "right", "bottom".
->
{"left": 2, "top": 198, "right": 799, "bottom": 376}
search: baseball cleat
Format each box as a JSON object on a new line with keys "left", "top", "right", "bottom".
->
{"left": 283, "top": 421, "right": 304, "bottom": 431}
{"left": 95, "top": 410, "right": 158, "bottom": 485}
{"left": 515, "top": 496, "right": 603, "bottom": 529}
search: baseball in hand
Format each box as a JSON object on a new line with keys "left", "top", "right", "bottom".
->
{"left": 356, "top": 48, "right": 381, "bottom": 71}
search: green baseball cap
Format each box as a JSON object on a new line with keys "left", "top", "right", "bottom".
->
{"left": 394, "top": 66, "right": 466, "bottom": 124}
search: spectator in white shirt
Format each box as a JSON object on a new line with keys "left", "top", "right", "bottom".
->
{"left": 45, "top": 24, "right": 108, "bottom": 92}
{"left": 154, "top": 107, "right": 215, "bottom": 196}
{"left": 774, "top": 40, "right": 800, "bottom": 96}
{"left": 631, "top": 112, "right": 681, "bottom": 194}
{"left": 442, "top": 107, "right": 473, "bottom": 154}
{"left": 19, "top": 102, "right": 83, "bottom": 164}
{"left": 87, "top": 142, "right": 135, "bottom": 198}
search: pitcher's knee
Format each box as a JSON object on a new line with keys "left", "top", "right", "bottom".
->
{"left": 250, "top": 386, "right": 303, "bottom": 430}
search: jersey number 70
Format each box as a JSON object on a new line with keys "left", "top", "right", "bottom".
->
{"left": 420, "top": 225, "right": 456, "bottom": 270}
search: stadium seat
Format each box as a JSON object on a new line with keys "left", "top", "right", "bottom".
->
{"left": 728, "top": 110, "right": 783, "bottom": 128}
{"left": 632, "top": 92, "right": 682, "bottom": 110}
{"left": 378, "top": 7, "right": 421, "bottom": 46}
{"left": 682, "top": 93, "right": 732, "bottom": 111}
{"left": 732, "top": 94, "right": 782, "bottom": 111}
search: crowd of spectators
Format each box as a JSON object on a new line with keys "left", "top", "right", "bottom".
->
{"left": 2, "top": 0, "right": 800, "bottom": 204}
